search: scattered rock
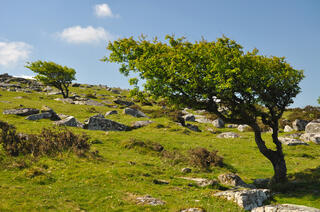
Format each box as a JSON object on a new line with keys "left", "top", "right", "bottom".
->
{"left": 105, "top": 110, "right": 118, "bottom": 116}
{"left": 179, "top": 177, "right": 218, "bottom": 187}
{"left": 84, "top": 115, "right": 131, "bottom": 131}
{"left": 305, "top": 120, "right": 320, "bottom": 134}
{"left": 54, "top": 116, "right": 79, "bottom": 127}
{"left": 180, "top": 208, "right": 205, "bottom": 212}
{"left": 292, "top": 119, "right": 309, "bottom": 131}
{"left": 300, "top": 133, "right": 320, "bottom": 144}
{"left": 54, "top": 98, "right": 75, "bottom": 104}
{"left": 114, "top": 99, "right": 134, "bottom": 106}
{"left": 218, "top": 173, "right": 255, "bottom": 188}
{"left": 212, "top": 118, "right": 225, "bottom": 128}
{"left": 214, "top": 189, "right": 270, "bottom": 211}
{"left": 181, "top": 168, "right": 192, "bottom": 173}
{"left": 74, "top": 99, "right": 105, "bottom": 106}
{"left": 287, "top": 133, "right": 302, "bottom": 138}
{"left": 284, "top": 125, "right": 294, "bottom": 132}
{"left": 278, "top": 137, "right": 309, "bottom": 146}
{"left": 153, "top": 179, "right": 169, "bottom": 185}
{"left": 25, "top": 112, "right": 52, "bottom": 120}
{"left": 195, "top": 116, "right": 212, "bottom": 124}
{"left": 186, "top": 124, "right": 201, "bottom": 132}
{"left": 183, "top": 114, "right": 196, "bottom": 122}
{"left": 217, "top": 132, "right": 240, "bottom": 138}
{"left": 238, "top": 124, "right": 251, "bottom": 132}
{"left": 136, "top": 195, "right": 165, "bottom": 206}
{"left": 124, "top": 108, "right": 148, "bottom": 118}
{"left": 131, "top": 120, "right": 154, "bottom": 129}
{"left": 3, "top": 108, "right": 39, "bottom": 116}
{"left": 252, "top": 204, "right": 320, "bottom": 212}
{"left": 227, "top": 124, "right": 239, "bottom": 128}
{"left": 41, "top": 106, "right": 60, "bottom": 121}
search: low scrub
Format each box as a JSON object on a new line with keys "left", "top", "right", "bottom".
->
{"left": 121, "top": 138, "right": 164, "bottom": 152}
{"left": 189, "top": 147, "right": 224, "bottom": 169}
{"left": 0, "top": 120, "right": 90, "bottom": 157}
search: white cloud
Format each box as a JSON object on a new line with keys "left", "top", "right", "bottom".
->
{"left": 57, "top": 26, "right": 114, "bottom": 44}
{"left": 94, "top": 3, "right": 117, "bottom": 18}
{"left": 0, "top": 41, "right": 32, "bottom": 67}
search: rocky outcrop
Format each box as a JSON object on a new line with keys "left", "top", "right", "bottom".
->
{"left": 136, "top": 195, "right": 165, "bottom": 206}
{"left": 131, "top": 120, "right": 154, "bottom": 129}
{"left": 278, "top": 137, "right": 309, "bottom": 146}
{"left": 238, "top": 124, "right": 251, "bottom": 132}
{"left": 113, "top": 99, "right": 134, "bottom": 106}
{"left": 300, "top": 133, "right": 320, "bottom": 144}
{"left": 105, "top": 110, "right": 118, "bottom": 116}
{"left": 123, "top": 108, "right": 148, "bottom": 118}
{"left": 218, "top": 173, "right": 255, "bottom": 188}
{"left": 41, "top": 106, "right": 60, "bottom": 121}
{"left": 292, "top": 119, "right": 309, "bottom": 131}
{"left": 179, "top": 177, "right": 218, "bottom": 187}
{"left": 284, "top": 125, "right": 294, "bottom": 132}
{"left": 212, "top": 118, "right": 224, "bottom": 128}
{"left": 3, "top": 108, "right": 39, "bottom": 116}
{"left": 217, "top": 132, "right": 240, "bottom": 138}
{"left": 252, "top": 204, "right": 320, "bottom": 212}
{"left": 305, "top": 120, "right": 320, "bottom": 134}
{"left": 214, "top": 189, "right": 270, "bottom": 211}
{"left": 84, "top": 115, "right": 131, "bottom": 131}
{"left": 54, "top": 116, "right": 80, "bottom": 127}
{"left": 195, "top": 116, "right": 212, "bottom": 124}
{"left": 183, "top": 114, "right": 196, "bottom": 122}
{"left": 25, "top": 112, "right": 52, "bottom": 120}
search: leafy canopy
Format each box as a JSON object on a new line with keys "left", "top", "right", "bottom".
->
{"left": 104, "top": 35, "right": 304, "bottom": 128}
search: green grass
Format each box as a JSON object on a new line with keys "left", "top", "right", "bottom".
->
{"left": 0, "top": 85, "right": 319, "bottom": 211}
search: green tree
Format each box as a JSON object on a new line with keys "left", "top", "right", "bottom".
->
{"left": 103, "top": 35, "right": 304, "bottom": 183}
{"left": 25, "top": 61, "right": 76, "bottom": 98}
{"left": 318, "top": 97, "right": 320, "bottom": 104}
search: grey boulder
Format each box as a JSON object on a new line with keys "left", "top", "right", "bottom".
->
{"left": 131, "top": 120, "right": 154, "bottom": 129}
{"left": 292, "top": 119, "right": 309, "bottom": 131}
{"left": 305, "top": 120, "right": 320, "bottom": 134}
{"left": 3, "top": 108, "right": 39, "bottom": 116}
{"left": 84, "top": 116, "right": 131, "bottom": 131}
{"left": 278, "top": 137, "right": 309, "bottom": 146}
{"left": 124, "top": 108, "right": 148, "bottom": 118}
{"left": 113, "top": 99, "right": 134, "bottom": 106}
{"left": 218, "top": 173, "right": 255, "bottom": 188}
{"left": 252, "top": 204, "right": 320, "bottom": 212}
{"left": 25, "top": 112, "right": 52, "bottom": 120}
{"left": 300, "top": 133, "right": 320, "bottom": 144}
{"left": 105, "top": 110, "right": 118, "bottom": 116}
{"left": 217, "top": 132, "right": 240, "bottom": 138}
{"left": 212, "top": 118, "right": 225, "bottom": 128}
{"left": 183, "top": 114, "right": 196, "bottom": 122}
{"left": 284, "top": 125, "right": 294, "bottom": 132}
{"left": 238, "top": 124, "right": 251, "bottom": 132}
{"left": 54, "top": 116, "right": 79, "bottom": 127}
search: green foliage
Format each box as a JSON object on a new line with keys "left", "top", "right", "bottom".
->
{"left": 287, "top": 106, "right": 320, "bottom": 121}
{"left": 189, "top": 147, "right": 224, "bottom": 170}
{"left": 25, "top": 60, "right": 76, "bottom": 98}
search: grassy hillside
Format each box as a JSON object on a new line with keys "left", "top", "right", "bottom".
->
{"left": 0, "top": 83, "right": 319, "bottom": 211}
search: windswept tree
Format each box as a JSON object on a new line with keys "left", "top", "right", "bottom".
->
{"left": 26, "top": 61, "right": 76, "bottom": 98}
{"left": 103, "top": 35, "right": 304, "bottom": 183}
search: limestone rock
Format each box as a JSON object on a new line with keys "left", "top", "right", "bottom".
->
{"left": 227, "top": 124, "right": 239, "bottom": 128}
{"left": 213, "top": 118, "right": 225, "bottom": 128}
{"left": 124, "top": 108, "right": 148, "bottom": 118}
{"left": 284, "top": 125, "right": 294, "bottom": 132}
{"left": 195, "top": 116, "right": 212, "bottom": 124}
{"left": 180, "top": 208, "right": 205, "bottom": 212}
{"left": 305, "top": 121, "right": 320, "bottom": 134}
{"left": 179, "top": 177, "right": 218, "bottom": 187}
{"left": 25, "top": 112, "right": 52, "bottom": 120}
{"left": 136, "top": 195, "right": 165, "bottom": 206}
{"left": 131, "top": 120, "right": 154, "bottom": 129}
{"left": 181, "top": 168, "right": 192, "bottom": 173}
{"left": 41, "top": 106, "right": 60, "bottom": 121}
{"left": 278, "top": 137, "right": 309, "bottom": 146}
{"left": 105, "top": 110, "right": 118, "bottom": 116}
{"left": 214, "top": 189, "right": 270, "bottom": 211}
{"left": 252, "top": 204, "right": 320, "bottom": 212}
{"left": 292, "top": 119, "right": 309, "bottom": 131}
{"left": 217, "top": 132, "right": 240, "bottom": 138}
{"left": 218, "top": 173, "right": 255, "bottom": 188}
{"left": 114, "top": 99, "right": 134, "bottom": 106}
{"left": 238, "top": 124, "right": 251, "bottom": 132}
{"left": 3, "top": 108, "right": 39, "bottom": 116}
{"left": 300, "top": 133, "right": 320, "bottom": 144}
{"left": 84, "top": 116, "right": 131, "bottom": 131}
{"left": 183, "top": 114, "right": 196, "bottom": 122}
{"left": 54, "top": 116, "right": 79, "bottom": 127}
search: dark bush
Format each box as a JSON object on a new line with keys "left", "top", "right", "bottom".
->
{"left": 0, "top": 120, "right": 90, "bottom": 157}
{"left": 121, "top": 138, "right": 164, "bottom": 152}
{"left": 189, "top": 147, "right": 223, "bottom": 169}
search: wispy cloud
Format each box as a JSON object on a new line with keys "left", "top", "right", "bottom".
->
{"left": 57, "top": 26, "right": 114, "bottom": 44}
{"left": 94, "top": 3, "right": 119, "bottom": 18}
{"left": 0, "top": 41, "right": 32, "bottom": 67}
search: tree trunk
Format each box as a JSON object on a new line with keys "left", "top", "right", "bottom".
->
{"left": 253, "top": 127, "right": 287, "bottom": 183}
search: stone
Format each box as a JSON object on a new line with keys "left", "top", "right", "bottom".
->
{"left": 217, "top": 132, "right": 240, "bottom": 138}
{"left": 292, "top": 119, "right": 309, "bottom": 131}
{"left": 278, "top": 137, "right": 309, "bottom": 146}
{"left": 238, "top": 124, "right": 251, "bottom": 132}
{"left": 212, "top": 118, "right": 225, "bottom": 128}
{"left": 153, "top": 179, "right": 169, "bottom": 185}
{"left": 25, "top": 112, "right": 52, "bottom": 120}
{"left": 84, "top": 116, "right": 131, "bottom": 131}
{"left": 74, "top": 99, "right": 105, "bottom": 106}
{"left": 131, "top": 120, "right": 154, "bottom": 129}
{"left": 218, "top": 173, "right": 255, "bottom": 188}
{"left": 179, "top": 177, "right": 218, "bottom": 187}
{"left": 300, "top": 133, "right": 320, "bottom": 144}
{"left": 214, "top": 189, "right": 270, "bottom": 211}
{"left": 136, "top": 195, "right": 165, "bottom": 206}
{"left": 186, "top": 124, "right": 201, "bottom": 132}
{"left": 54, "top": 116, "right": 79, "bottom": 127}
{"left": 181, "top": 168, "right": 192, "bottom": 173}
{"left": 195, "top": 116, "right": 212, "bottom": 124}
{"left": 227, "top": 124, "right": 239, "bottom": 128}
{"left": 305, "top": 121, "right": 320, "bottom": 133}
{"left": 287, "top": 133, "right": 302, "bottom": 138}
{"left": 54, "top": 98, "right": 75, "bottom": 104}
{"left": 252, "top": 204, "right": 320, "bottom": 212}
{"left": 124, "top": 108, "right": 148, "bottom": 118}
{"left": 183, "top": 114, "right": 196, "bottom": 122}
{"left": 105, "top": 110, "right": 118, "bottom": 116}
{"left": 284, "top": 125, "right": 294, "bottom": 132}
{"left": 180, "top": 208, "right": 205, "bottom": 212}
{"left": 3, "top": 108, "right": 39, "bottom": 116}
{"left": 114, "top": 99, "right": 134, "bottom": 106}
{"left": 41, "top": 106, "right": 60, "bottom": 121}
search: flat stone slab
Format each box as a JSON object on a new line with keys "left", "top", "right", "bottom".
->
{"left": 84, "top": 116, "right": 131, "bottom": 131}
{"left": 218, "top": 173, "right": 255, "bottom": 188}
{"left": 252, "top": 204, "right": 320, "bottom": 212}
{"left": 300, "top": 133, "right": 320, "bottom": 144}
{"left": 278, "top": 137, "right": 309, "bottom": 146}
{"left": 3, "top": 108, "right": 39, "bottom": 116}
{"left": 131, "top": 120, "right": 154, "bottom": 129}
{"left": 217, "top": 132, "right": 240, "bottom": 138}
{"left": 136, "top": 195, "right": 165, "bottom": 206}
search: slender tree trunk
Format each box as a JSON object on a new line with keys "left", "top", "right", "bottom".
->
{"left": 252, "top": 126, "right": 287, "bottom": 183}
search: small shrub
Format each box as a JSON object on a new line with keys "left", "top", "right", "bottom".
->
{"left": 189, "top": 147, "right": 223, "bottom": 169}
{"left": 161, "top": 150, "right": 186, "bottom": 165}
{"left": 287, "top": 105, "right": 320, "bottom": 122}
{"left": 121, "top": 138, "right": 164, "bottom": 152}
{"left": 85, "top": 107, "right": 99, "bottom": 113}
{"left": 0, "top": 120, "right": 91, "bottom": 157}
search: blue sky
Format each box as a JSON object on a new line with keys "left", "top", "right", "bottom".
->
{"left": 0, "top": 0, "right": 319, "bottom": 107}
